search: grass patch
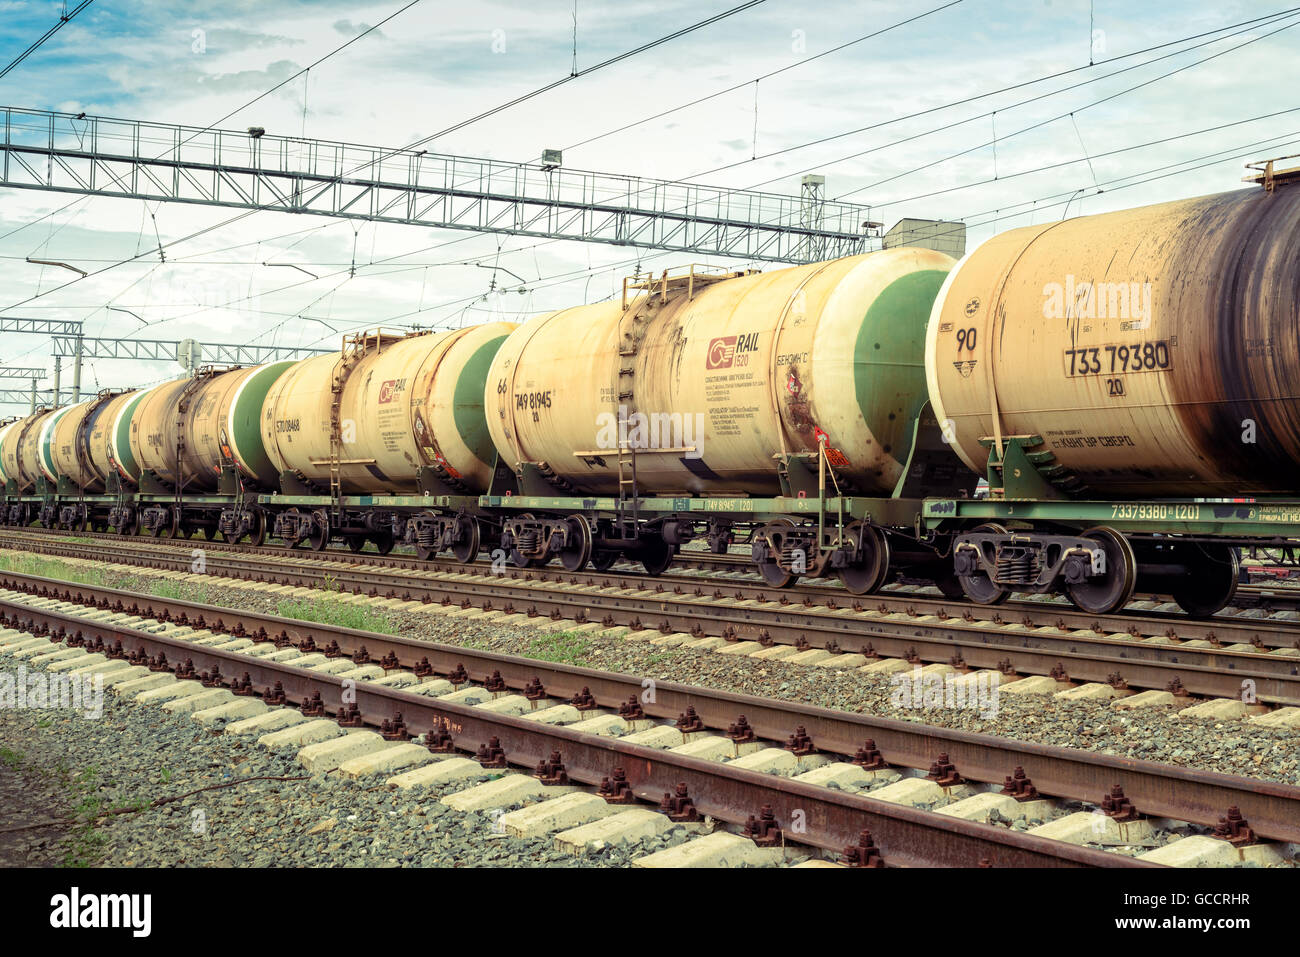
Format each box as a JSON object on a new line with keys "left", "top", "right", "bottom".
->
{"left": 0, "top": 746, "right": 22, "bottom": 768}
{"left": 276, "top": 598, "right": 398, "bottom": 634}
{"left": 145, "top": 579, "right": 211, "bottom": 603}
{"left": 525, "top": 630, "right": 593, "bottom": 666}
{"left": 63, "top": 766, "right": 106, "bottom": 867}
{"left": 0, "top": 551, "right": 112, "bottom": 588}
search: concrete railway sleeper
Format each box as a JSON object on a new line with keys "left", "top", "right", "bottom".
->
{"left": 3, "top": 539, "right": 1300, "bottom": 707}
{"left": 3, "top": 596, "right": 1296, "bottom": 866}
{"left": 1, "top": 571, "right": 1299, "bottom": 854}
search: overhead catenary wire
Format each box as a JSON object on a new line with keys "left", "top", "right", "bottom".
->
{"left": 0, "top": 0, "right": 96, "bottom": 80}
{"left": 0, "top": 0, "right": 427, "bottom": 321}
{"left": 1, "top": 0, "right": 760, "bottom": 340}
{"left": 287, "top": 10, "right": 1300, "bottom": 330}
{"left": 552, "top": 0, "right": 964, "bottom": 158}
{"left": 395, "top": 0, "right": 768, "bottom": 154}
{"left": 4, "top": 5, "right": 1296, "bottom": 370}
{"left": 829, "top": 12, "right": 1300, "bottom": 201}
{"left": 678, "top": 6, "right": 1300, "bottom": 188}
{"left": 865, "top": 106, "right": 1300, "bottom": 210}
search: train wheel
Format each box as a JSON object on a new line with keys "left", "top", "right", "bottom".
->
{"left": 1065, "top": 526, "right": 1137, "bottom": 615}
{"left": 752, "top": 518, "right": 796, "bottom": 588}
{"left": 957, "top": 523, "right": 1011, "bottom": 605}
{"left": 557, "top": 515, "right": 592, "bottom": 572}
{"left": 837, "top": 522, "right": 891, "bottom": 595}
{"left": 248, "top": 510, "right": 267, "bottom": 547}
{"left": 451, "top": 517, "right": 480, "bottom": 564}
{"left": 306, "top": 510, "right": 330, "bottom": 552}
{"left": 345, "top": 534, "right": 367, "bottom": 553}
{"left": 372, "top": 530, "right": 395, "bottom": 556}
{"left": 1171, "top": 543, "right": 1239, "bottom": 618}
{"left": 639, "top": 534, "right": 674, "bottom": 577}
{"left": 204, "top": 525, "right": 220, "bottom": 541}
{"left": 934, "top": 574, "right": 966, "bottom": 600}
{"left": 590, "top": 550, "right": 619, "bottom": 571}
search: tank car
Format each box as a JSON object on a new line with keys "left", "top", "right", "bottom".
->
{"left": 484, "top": 249, "right": 970, "bottom": 584}
{"left": 925, "top": 174, "right": 1300, "bottom": 614}
{"left": 125, "top": 363, "right": 292, "bottom": 537}
{"left": 258, "top": 325, "right": 515, "bottom": 554}
{"left": 0, "top": 409, "right": 56, "bottom": 524}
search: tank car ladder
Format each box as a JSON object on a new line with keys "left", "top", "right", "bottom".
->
{"left": 613, "top": 266, "right": 755, "bottom": 538}
{"left": 327, "top": 333, "right": 372, "bottom": 521}
{"left": 170, "top": 369, "right": 215, "bottom": 533}
{"left": 615, "top": 280, "right": 644, "bottom": 538}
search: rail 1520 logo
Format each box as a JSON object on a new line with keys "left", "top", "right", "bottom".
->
{"left": 378, "top": 378, "right": 407, "bottom": 404}
{"left": 706, "top": 332, "right": 760, "bottom": 370}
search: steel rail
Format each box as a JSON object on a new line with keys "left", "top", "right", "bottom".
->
{"left": 4, "top": 526, "right": 1299, "bottom": 646}
{"left": 0, "top": 597, "right": 1148, "bottom": 868}
{"left": 3, "top": 572, "right": 1298, "bottom": 844}
{"left": 5, "top": 538, "right": 1298, "bottom": 705}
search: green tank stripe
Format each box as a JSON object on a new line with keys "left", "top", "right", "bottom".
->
{"left": 853, "top": 269, "right": 950, "bottom": 468}
{"left": 113, "top": 391, "right": 146, "bottom": 480}
{"left": 40, "top": 408, "right": 68, "bottom": 479}
{"left": 453, "top": 335, "right": 508, "bottom": 465}
{"left": 228, "top": 361, "right": 293, "bottom": 486}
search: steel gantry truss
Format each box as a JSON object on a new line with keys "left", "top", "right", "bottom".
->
{"left": 0, "top": 316, "right": 332, "bottom": 407}
{"left": 0, "top": 317, "right": 81, "bottom": 335}
{"left": 0, "top": 106, "right": 875, "bottom": 264}
{"left": 46, "top": 334, "right": 332, "bottom": 364}
{"left": 0, "top": 388, "right": 46, "bottom": 409}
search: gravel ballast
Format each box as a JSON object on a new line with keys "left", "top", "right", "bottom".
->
{"left": 0, "top": 663, "right": 678, "bottom": 867}
{"left": 7, "top": 552, "right": 1300, "bottom": 793}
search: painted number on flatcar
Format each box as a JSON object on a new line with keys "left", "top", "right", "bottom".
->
{"left": 1109, "top": 503, "right": 1201, "bottom": 520}
{"left": 1065, "top": 340, "right": 1172, "bottom": 377}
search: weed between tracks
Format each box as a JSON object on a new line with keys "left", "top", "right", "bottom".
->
{"left": 525, "top": 631, "right": 593, "bottom": 666}
{"left": 141, "top": 578, "right": 212, "bottom": 603}
{"left": 0, "top": 551, "right": 212, "bottom": 603}
{"left": 0, "top": 551, "right": 112, "bottom": 587}
{"left": 276, "top": 598, "right": 399, "bottom": 634}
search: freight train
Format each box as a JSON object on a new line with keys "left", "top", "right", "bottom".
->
{"left": 2, "top": 171, "right": 1298, "bottom": 619}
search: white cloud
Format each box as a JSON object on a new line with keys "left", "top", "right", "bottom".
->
{"left": 0, "top": 0, "right": 1295, "bottom": 398}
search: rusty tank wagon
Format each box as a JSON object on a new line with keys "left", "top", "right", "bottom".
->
{"left": 7, "top": 165, "right": 1300, "bottom": 620}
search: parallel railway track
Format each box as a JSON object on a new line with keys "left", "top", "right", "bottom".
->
{"left": 4, "top": 569, "right": 1298, "bottom": 865}
{"left": 5, "top": 531, "right": 1300, "bottom": 706}
{"left": 4, "top": 524, "right": 1299, "bottom": 624}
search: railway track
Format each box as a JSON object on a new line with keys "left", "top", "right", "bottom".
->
{"left": 4, "top": 523, "right": 1299, "bottom": 622}
{"left": 5, "top": 532, "right": 1300, "bottom": 707}
{"left": 4, "top": 568, "right": 1299, "bottom": 866}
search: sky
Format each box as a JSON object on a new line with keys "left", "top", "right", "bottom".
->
{"left": 0, "top": 0, "right": 1295, "bottom": 403}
